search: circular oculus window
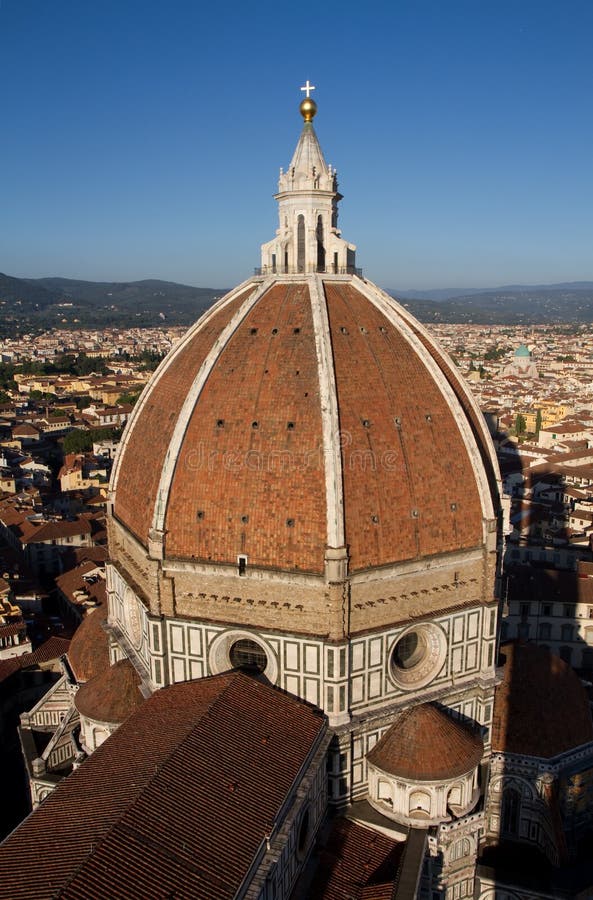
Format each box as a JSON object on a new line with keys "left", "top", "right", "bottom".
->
{"left": 209, "top": 630, "right": 278, "bottom": 684}
{"left": 229, "top": 638, "right": 267, "bottom": 674}
{"left": 389, "top": 623, "right": 447, "bottom": 690}
{"left": 124, "top": 587, "right": 143, "bottom": 649}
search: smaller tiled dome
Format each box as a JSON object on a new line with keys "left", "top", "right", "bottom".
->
{"left": 368, "top": 703, "right": 483, "bottom": 781}
{"left": 492, "top": 643, "right": 593, "bottom": 758}
{"left": 75, "top": 659, "right": 144, "bottom": 724}
{"left": 67, "top": 604, "right": 109, "bottom": 684}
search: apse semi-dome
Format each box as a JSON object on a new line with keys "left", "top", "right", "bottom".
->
{"left": 367, "top": 703, "right": 484, "bottom": 826}
{"left": 67, "top": 603, "right": 109, "bottom": 684}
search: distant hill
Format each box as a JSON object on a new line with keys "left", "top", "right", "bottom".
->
{"left": 29, "top": 277, "right": 223, "bottom": 312}
{"left": 0, "top": 273, "right": 62, "bottom": 310}
{"left": 0, "top": 274, "right": 226, "bottom": 335}
{"left": 2, "top": 273, "right": 593, "bottom": 332}
{"left": 390, "top": 284, "right": 593, "bottom": 325}
{"left": 391, "top": 281, "right": 593, "bottom": 302}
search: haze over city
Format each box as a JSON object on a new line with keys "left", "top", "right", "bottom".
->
{"left": 2, "top": 0, "right": 592, "bottom": 290}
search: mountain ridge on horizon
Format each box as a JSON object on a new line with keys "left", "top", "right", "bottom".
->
{"left": 390, "top": 281, "right": 593, "bottom": 302}
{"left": 2, "top": 272, "right": 593, "bottom": 330}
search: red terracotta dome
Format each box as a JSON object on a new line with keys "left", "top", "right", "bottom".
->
{"left": 492, "top": 642, "right": 593, "bottom": 758}
{"left": 111, "top": 277, "right": 498, "bottom": 575}
{"left": 367, "top": 703, "right": 484, "bottom": 780}
{"left": 67, "top": 604, "right": 110, "bottom": 684}
{"left": 75, "top": 659, "right": 144, "bottom": 724}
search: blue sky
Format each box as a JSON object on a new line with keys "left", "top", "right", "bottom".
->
{"left": 1, "top": 0, "right": 592, "bottom": 291}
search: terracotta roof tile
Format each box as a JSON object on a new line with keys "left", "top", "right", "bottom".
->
{"left": 0, "top": 671, "right": 326, "bottom": 900}
{"left": 75, "top": 658, "right": 144, "bottom": 723}
{"left": 492, "top": 643, "right": 593, "bottom": 758}
{"left": 113, "top": 290, "right": 252, "bottom": 544}
{"left": 309, "top": 818, "right": 403, "bottom": 900}
{"left": 164, "top": 282, "right": 327, "bottom": 572}
{"left": 367, "top": 703, "right": 483, "bottom": 780}
{"left": 324, "top": 282, "right": 485, "bottom": 570}
{"left": 112, "top": 277, "right": 498, "bottom": 576}
{"left": 67, "top": 604, "right": 110, "bottom": 683}
{"left": 19, "top": 636, "right": 70, "bottom": 665}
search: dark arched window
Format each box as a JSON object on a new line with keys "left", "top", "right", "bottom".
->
{"left": 316, "top": 215, "right": 325, "bottom": 271}
{"left": 502, "top": 787, "right": 520, "bottom": 835}
{"left": 297, "top": 215, "right": 305, "bottom": 272}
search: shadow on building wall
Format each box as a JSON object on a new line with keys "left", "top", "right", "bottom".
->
{"left": 477, "top": 427, "right": 593, "bottom": 898}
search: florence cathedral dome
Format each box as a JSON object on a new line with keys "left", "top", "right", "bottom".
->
{"left": 110, "top": 104, "right": 500, "bottom": 587}
{"left": 8, "top": 87, "right": 574, "bottom": 900}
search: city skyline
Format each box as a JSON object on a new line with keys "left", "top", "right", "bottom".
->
{"left": 2, "top": 0, "right": 592, "bottom": 290}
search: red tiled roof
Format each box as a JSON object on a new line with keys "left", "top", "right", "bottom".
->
{"left": 325, "top": 282, "right": 485, "bottom": 569}
{"left": 0, "top": 656, "right": 21, "bottom": 683}
{"left": 164, "top": 282, "right": 327, "bottom": 571}
{"left": 55, "top": 560, "right": 105, "bottom": 608}
{"left": 19, "top": 517, "right": 92, "bottom": 544}
{"left": 19, "top": 636, "right": 70, "bottom": 666}
{"left": 367, "top": 703, "right": 483, "bottom": 780}
{"left": 0, "top": 671, "right": 326, "bottom": 899}
{"left": 492, "top": 643, "right": 593, "bottom": 758}
{"left": 0, "top": 620, "right": 26, "bottom": 638}
{"left": 75, "top": 658, "right": 144, "bottom": 723}
{"left": 309, "top": 818, "right": 403, "bottom": 899}
{"left": 114, "top": 289, "right": 252, "bottom": 544}
{"left": 67, "top": 605, "right": 109, "bottom": 683}
{"left": 0, "top": 637, "right": 70, "bottom": 682}
{"left": 113, "top": 278, "right": 497, "bottom": 574}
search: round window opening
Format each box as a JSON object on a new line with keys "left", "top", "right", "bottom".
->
{"left": 389, "top": 624, "right": 447, "bottom": 690}
{"left": 229, "top": 638, "right": 268, "bottom": 674}
{"left": 392, "top": 630, "right": 427, "bottom": 670}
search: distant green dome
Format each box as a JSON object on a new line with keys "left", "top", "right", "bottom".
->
{"left": 515, "top": 344, "right": 531, "bottom": 358}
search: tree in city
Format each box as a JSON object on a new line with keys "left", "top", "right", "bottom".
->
{"left": 515, "top": 414, "right": 527, "bottom": 436}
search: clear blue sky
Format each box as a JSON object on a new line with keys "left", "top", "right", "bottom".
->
{"left": 1, "top": 0, "right": 592, "bottom": 291}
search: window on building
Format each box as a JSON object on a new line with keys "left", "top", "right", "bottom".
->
{"left": 542, "top": 603, "right": 552, "bottom": 617}
{"left": 538, "top": 622, "right": 552, "bottom": 641}
{"left": 297, "top": 808, "right": 310, "bottom": 856}
{"left": 502, "top": 787, "right": 520, "bottom": 835}
{"left": 393, "top": 630, "right": 426, "bottom": 669}
{"left": 561, "top": 624, "right": 573, "bottom": 642}
{"left": 564, "top": 604, "right": 576, "bottom": 618}
{"left": 297, "top": 215, "right": 305, "bottom": 272}
{"left": 229, "top": 638, "right": 267, "bottom": 674}
{"left": 520, "top": 603, "right": 530, "bottom": 621}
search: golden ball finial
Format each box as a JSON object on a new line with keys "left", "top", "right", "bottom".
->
{"left": 300, "top": 97, "right": 317, "bottom": 123}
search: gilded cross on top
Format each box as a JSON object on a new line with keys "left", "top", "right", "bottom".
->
{"left": 300, "top": 80, "right": 316, "bottom": 98}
